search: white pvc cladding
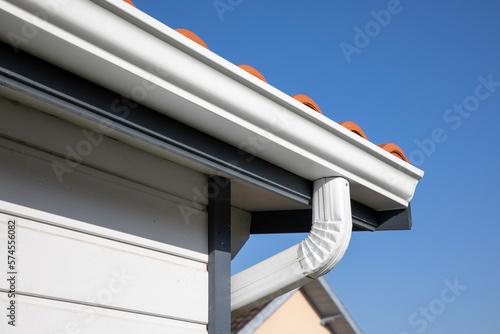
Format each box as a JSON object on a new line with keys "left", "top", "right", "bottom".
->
{"left": 0, "top": 96, "right": 210, "bottom": 332}
{"left": 0, "top": 0, "right": 423, "bottom": 211}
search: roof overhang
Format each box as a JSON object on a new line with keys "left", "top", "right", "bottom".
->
{"left": 302, "top": 277, "right": 363, "bottom": 334}
{"left": 0, "top": 0, "right": 424, "bottom": 235}
{"left": 0, "top": 0, "right": 423, "bottom": 212}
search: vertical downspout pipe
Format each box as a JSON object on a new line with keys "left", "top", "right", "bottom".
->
{"left": 231, "top": 177, "right": 352, "bottom": 315}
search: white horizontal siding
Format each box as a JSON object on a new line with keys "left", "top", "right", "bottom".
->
{"left": 0, "top": 293, "right": 207, "bottom": 334}
{"left": 0, "top": 214, "right": 208, "bottom": 323}
{"left": 0, "top": 138, "right": 208, "bottom": 261}
{"left": 0, "top": 97, "right": 210, "bottom": 331}
{"left": 0, "top": 95, "right": 208, "bottom": 206}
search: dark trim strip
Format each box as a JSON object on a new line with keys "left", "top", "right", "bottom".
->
{"left": 250, "top": 202, "right": 412, "bottom": 233}
{"left": 376, "top": 204, "right": 412, "bottom": 231}
{"left": 208, "top": 176, "right": 232, "bottom": 334}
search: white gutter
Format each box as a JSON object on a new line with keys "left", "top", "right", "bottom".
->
{"left": 0, "top": 0, "right": 423, "bottom": 210}
{"left": 231, "top": 177, "right": 352, "bottom": 315}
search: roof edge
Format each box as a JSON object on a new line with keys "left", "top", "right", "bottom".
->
{"left": 0, "top": 0, "right": 423, "bottom": 210}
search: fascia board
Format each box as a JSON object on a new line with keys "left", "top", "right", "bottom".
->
{"left": 0, "top": 0, "right": 423, "bottom": 210}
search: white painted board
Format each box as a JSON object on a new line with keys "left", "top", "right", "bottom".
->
{"left": 0, "top": 138, "right": 208, "bottom": 262}
{"left": 0, "top": 293, "right": 207, "bottom": 334}
{"left": 0, "top": 213, "right": 208, "bottom": 324}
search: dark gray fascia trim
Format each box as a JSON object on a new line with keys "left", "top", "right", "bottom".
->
{"left": 375, "top": 204, "right": 412, "bottom": 231}
{"left": 250, "top": 202, "right": 412, "bottom": 233}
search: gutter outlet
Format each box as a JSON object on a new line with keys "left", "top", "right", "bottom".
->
{"left": 231, "top": 177, "right": 352, "bottom": 315}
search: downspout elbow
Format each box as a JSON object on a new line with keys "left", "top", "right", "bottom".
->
{"left": 231, "top": 177, "right": 352, "bottom": 315}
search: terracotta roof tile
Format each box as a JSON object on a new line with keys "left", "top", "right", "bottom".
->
{"left": 339, "top": 121, "right": 368, "bottom": 140}
{"left": 122, "top": 0, "right": 135, "bottom": 7}
{"left": 174, "top": 29, "right": 210, "bottom": 50}
{"left": 378, "top": 143, "right": 409, "bottom": 163}
{"left": 128, "top": 2, "right": 411, "bottom": 164}
{"left": 238, "top": 65, "right": 268, "bottom": 83}
{"left": 291, "top": 94, "right": 323, "bottom": 115}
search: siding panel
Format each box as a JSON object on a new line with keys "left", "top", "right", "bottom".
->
{"left": 0, "top": 100, "right": 210, "bottom": 332}
{"left": 0, "top": 95, "right": 208, "bottom": 205}
{"left": 0, "top": 293, "right": 207, "bottom": 334}
{"left": 0, "top": 138, "right": 208, "bottom": 261}
{"left": 0, "top": 215, "right": 208, "bottom": 323}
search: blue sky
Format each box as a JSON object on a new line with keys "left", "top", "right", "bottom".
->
{"left": 132, "top": 0, "right": 500, "bottom": 332}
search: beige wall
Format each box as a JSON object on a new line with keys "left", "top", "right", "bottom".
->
{"left": 254, "top": 290, "right": 330, "bottom": 334}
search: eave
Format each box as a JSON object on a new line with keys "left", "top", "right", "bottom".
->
{"left": 0, "top": 0, "right": 423, "bottom": 210}
{"left": 0, "top": 0, "right": 423, "bottom": 231}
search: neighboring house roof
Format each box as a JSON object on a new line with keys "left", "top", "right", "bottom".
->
{"left": 231, "top": 277, "right": 362, "bottom": 334}
{"left": 231, "top": 301, "right": 270, "bottom": 333}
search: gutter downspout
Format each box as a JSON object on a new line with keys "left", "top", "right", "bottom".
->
{"left": 231, "top": 177, "right": 352, "bottom": 315}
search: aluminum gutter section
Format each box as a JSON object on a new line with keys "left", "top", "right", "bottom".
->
{"left": 0, "top": 0, "right": 423, "bottom": 211}
{"left": 231, "top": 177, "right": 352, "bottom": 315}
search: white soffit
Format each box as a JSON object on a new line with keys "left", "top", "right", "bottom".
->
{"left": 0, "top": 0, "right": 423, "bottom": 210}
